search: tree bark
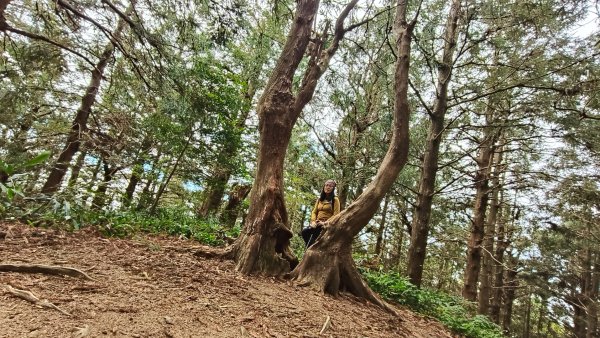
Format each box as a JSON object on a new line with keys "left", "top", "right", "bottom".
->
{"left": 230, "top": 0, "right": 358, "bottom": 276}
{"left": 289, "top": 0, "right": 414, "bottom": 307}
{"left": 41, "top": 5, "right": 131, "bottom": 194}
{"left": 406, "top": 0, "right": 461, "bottom": 287}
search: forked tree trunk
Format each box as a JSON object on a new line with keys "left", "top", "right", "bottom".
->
{"left": 289, "top": 0, "right": 414, "bottom": 308}
{"left": 229, "top": 0, "right": 359, "bottom": 275}
{"left": 406, "top": 0, "right": 461, "bottom": 287}
{"left": 91, "top": 159, "right": 118, "bottom": 210}
{"left": 67, "top": 149, "right": 87, "bottom": 188}
{"left": 219, "top": 183, "right": 252, "bottom": 229}
{"left": 41, "top": 6, "right": 131, "bottom": 194}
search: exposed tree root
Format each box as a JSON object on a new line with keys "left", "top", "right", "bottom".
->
{"left": 290, "top": 248, "right": 398, "bottom": 316}
{"left": 4, "top": 284, "right": 71, "bottom": 316}
{"left": 193, "top": 245, "right": 235, "bottom": 260}
{"left": 0, "top": 263, "right": 94, "bottom": 280}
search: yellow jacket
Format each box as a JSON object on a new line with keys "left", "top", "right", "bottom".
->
{"left": 310, "top": 197, "right": 341, "bottom": 223}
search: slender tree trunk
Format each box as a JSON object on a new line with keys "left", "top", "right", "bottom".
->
{"left": 122, "top": 137, "right": 152, "bottom": 207}
{"left": 230, "top": 0, "right": 358, "bottom": 276}
{"left": 524, "top": 291, "right": 532, "bottom": 338}
{"left": 587, "top": 259, "right": 599, "bottom": 338}
{"left": 41, "top": 7, "right": 131, "bottom": 194}
{"left": 406, "top": 0, "right": 461, "bottom": 287}
{"left": 289, "top": 0, "right": 414, "bottom": 309}
{"left": 502, "top": 255, "right": 519, "bottom": 334}
{"left": 462, "top": 115, "right": 498, "bottom": 301}
{"left": 490, "top": 183, "right": 508, "bottom": 323}
{"left": 67, "top": 149, "right": 87, "bottom": 188}
{"left": 91, "top": 159, "right": 118, "bottom": 210}
{"left": 374, "top": 194, "right": 389, "bottom": 257}
{"left": 150, "top": 135, "right": 191, "bottom": 214}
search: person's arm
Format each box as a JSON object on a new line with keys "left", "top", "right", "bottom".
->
{"left": 310, "top": 199, "right": 319, "bottom": 226}
{"left": 333, "top": 197, "right": 341, "bottom": 216}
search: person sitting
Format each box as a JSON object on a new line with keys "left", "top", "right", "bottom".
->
{"left": 301, "top": 179, "right": 341, "bottom": 248}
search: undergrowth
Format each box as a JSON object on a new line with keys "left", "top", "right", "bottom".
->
{"left": 361, "top": 270, "right": 505, "bottom": 338}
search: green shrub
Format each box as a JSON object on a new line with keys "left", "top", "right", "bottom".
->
{"left": 362, "top": 270, "right": 505, "bottom": 338}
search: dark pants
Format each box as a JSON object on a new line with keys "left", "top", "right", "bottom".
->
{"left": 301, "top": 226, "right": 322, "bottom": 248}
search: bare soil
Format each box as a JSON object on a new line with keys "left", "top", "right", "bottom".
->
{"left": 0, "top": 222, "right": 454, "bottom": 338}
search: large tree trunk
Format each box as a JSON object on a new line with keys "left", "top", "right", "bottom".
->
{"left": 289, "top": 0, "right": 414, "bottom": 307}
{"left": 406, "top": 0, "right": 461, "bottom": 287}
{"left": 478, "top": 145, "right": 504, "bottom": 314}
{"left": 41, "top": 8, "right": 131, "bottom": 194}
{"left": 229, "top": 0, "right": 358, "bottom": 275}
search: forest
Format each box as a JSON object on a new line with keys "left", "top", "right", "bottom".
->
{"left": 1, "top": 0, "right": 599, "bottom": 337}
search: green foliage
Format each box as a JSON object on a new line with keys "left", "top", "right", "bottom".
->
{"left": 362, "top": 270, "right": 504, "bottom": 338}
{"left": 0, "top": 151, "right": 50, "bottom": 210}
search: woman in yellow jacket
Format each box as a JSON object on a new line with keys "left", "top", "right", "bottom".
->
{"left": 301, "top": 179, "right": 341, "bottom": 248}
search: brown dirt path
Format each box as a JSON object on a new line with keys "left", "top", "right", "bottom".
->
{"left": 0, "top": 222, "right": 454, "bottom": 338}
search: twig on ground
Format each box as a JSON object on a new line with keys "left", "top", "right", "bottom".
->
{"left": 320, "top": 315, "right": 332, "bottom": 335}
{"left": 4, "top": 285, "right": 71, "bottom": 316}
{"left": 0, "top": 263, "right": 94, "bottom": 280}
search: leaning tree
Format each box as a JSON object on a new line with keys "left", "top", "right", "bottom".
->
{"left": 288, "top": 0, "right": 417, "bottom": 308}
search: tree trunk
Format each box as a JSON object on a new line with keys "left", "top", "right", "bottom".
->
{"left": 219, "top": 183, "right": 252, "bottom": 229}
{"left": 478, "top": 146, "right": 503, "bottom": 314}
{"left": 67, "top": 148, "right": 87, "bottom": 188}
{"left": 406, "top": 0, "right": 461, "bottom": 287}
{"left": 587, "top": 259, "right": 599, "bottom": 338}
{"left": 150, "top": 135, "right": 191, "bottom": 214}
{"left": 502, "top": 255, "right": 519, "bottom": 334}
{"left": 122, "top": 137, "right": 152, "bottom": 207}
{"left": 41, "top": 8, "right": 131, "bottom": 194}
{"left": 230, "top": 0, "right": 358, "bottom": 276}
{"left": 91, "top": 158, "right": 118, "bottom": 210}
{"left": 289, "top": 0, "right": 414, "bottom": 307}
{"left": 374, "top": 194, "right": 389, "bottom": 257}
{"left": 462, "top": 114, "right": 498, "bottom": 301}
{"left": 523, "top": 291, "right": 532, "bottom": 338}
{"left": 490, "top": 190, "right": 507, "bottom": 323}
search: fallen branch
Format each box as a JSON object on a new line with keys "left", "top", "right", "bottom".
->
{"left": 0, "top": 263, "right": 94, "bottom": 280}
{"left": 4, "top": 285, "right": 71, "bottom": 316}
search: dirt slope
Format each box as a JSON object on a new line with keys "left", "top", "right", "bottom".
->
{"left": 0, "top": 222, "right": 454, "bottom": 338}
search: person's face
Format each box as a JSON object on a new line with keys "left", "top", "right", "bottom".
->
{"left": 324, "top": 182, "right": 335, "bottom": 193}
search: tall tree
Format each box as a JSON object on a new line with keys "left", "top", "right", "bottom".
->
{"left": 41, "top": 3, "right": 133, "bottom": 194}
{"left": 405, "top": 0, "right": 461, "bottom": 287}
